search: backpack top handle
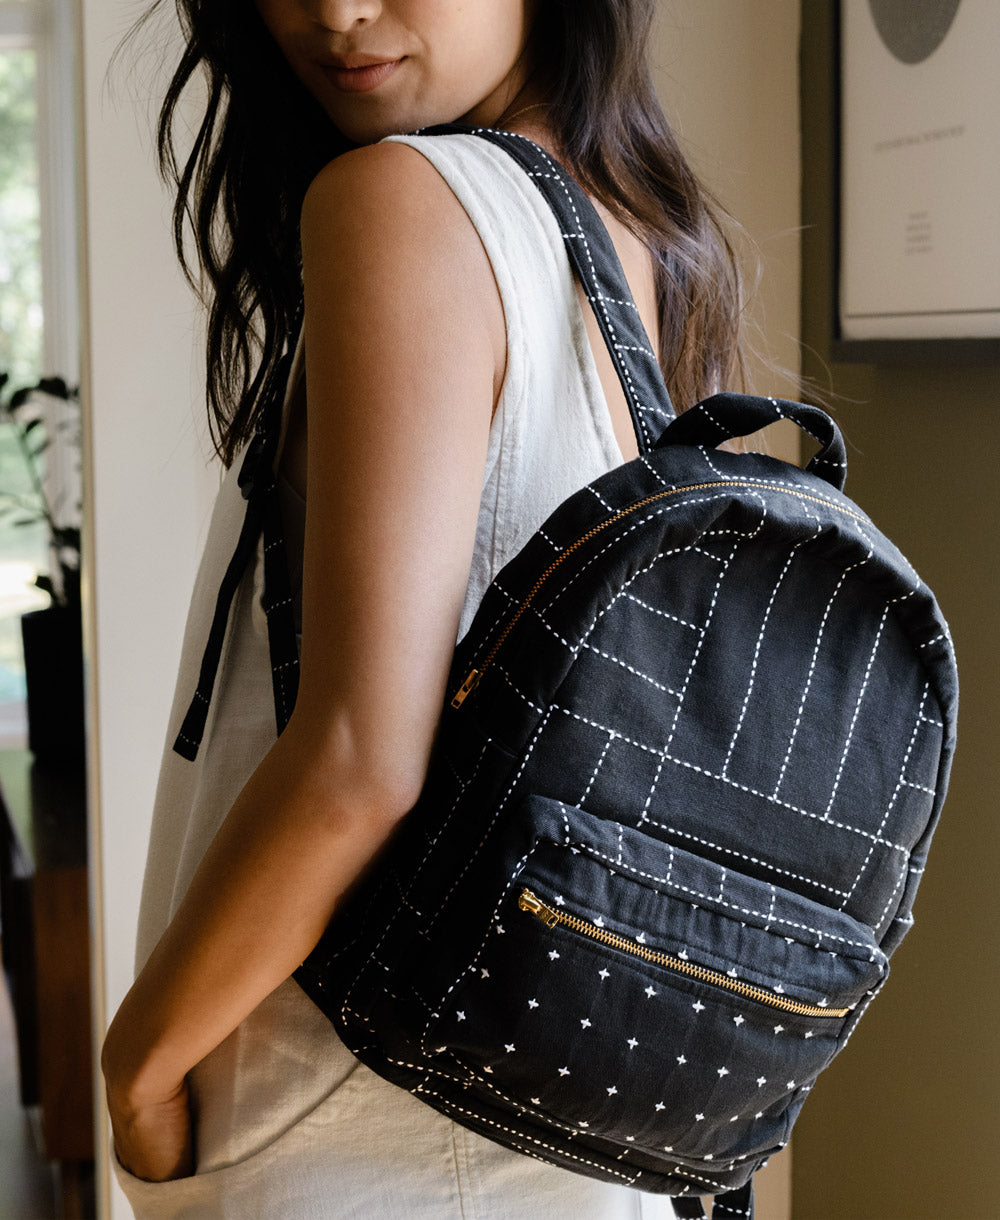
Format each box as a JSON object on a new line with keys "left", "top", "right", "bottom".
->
{"left": 657, "top": 392, "right": 849, "bottom": 491}
{"left": 420, "top": 127, "right": 848, "bottom": 496}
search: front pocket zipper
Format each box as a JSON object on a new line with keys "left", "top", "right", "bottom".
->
{"left": 451, "top": 479, "right": 867, "bottom": 708}
{"left": 517, "top": 887, "right": 849, "bottom": 1019}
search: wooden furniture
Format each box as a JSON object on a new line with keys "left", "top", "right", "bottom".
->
{"left": 0, "top": 748, "right": 93, "bottom": 1168}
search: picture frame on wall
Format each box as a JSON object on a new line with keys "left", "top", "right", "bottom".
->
{"left": 835, "top": 0, "right": 1000, "bottom": 362}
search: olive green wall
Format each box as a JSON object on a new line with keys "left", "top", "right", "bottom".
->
{"left": 793, "top": 10, "right": 1000, "bottom": 1218}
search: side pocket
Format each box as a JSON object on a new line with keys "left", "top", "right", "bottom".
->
{"left": 424, "top": 794, "right": 887, "bottom": 1168}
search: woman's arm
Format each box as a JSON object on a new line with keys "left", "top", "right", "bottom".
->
{"left": 102, "top": 141, "right": 506, "bottom": 1180}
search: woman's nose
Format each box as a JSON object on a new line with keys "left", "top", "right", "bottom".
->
{"left": 304, "top": 0, "right": 382, "bottom": 31}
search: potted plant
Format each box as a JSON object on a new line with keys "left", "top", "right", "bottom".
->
{"left": 0, "top": 372, "right": 84, "bottom": 766}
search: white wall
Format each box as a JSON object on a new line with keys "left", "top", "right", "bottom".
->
{"left": 76, "top": 2, "right": 217, "bottom": 1215}
{"left": 652, "top": 0, "right": 802, "bottom": 405}
{"left": 79, "top": 3, "right": 800, "bottom": 1217}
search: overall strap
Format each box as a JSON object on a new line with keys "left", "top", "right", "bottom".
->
{"left": 172, "top": 344, "right": 301, "bottom": 760}
{"left": 419, "top": 124, "right": 676, "bottom": 453}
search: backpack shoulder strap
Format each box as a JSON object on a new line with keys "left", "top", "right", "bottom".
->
{"left": 417, "top": 124, "right": 676, "bottom": 453}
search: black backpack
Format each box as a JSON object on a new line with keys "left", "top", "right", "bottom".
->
{"left": 177, "top": 129, "right": 958, "bottom": 1218}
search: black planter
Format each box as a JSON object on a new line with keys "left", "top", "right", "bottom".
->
{"left": 20, "top": 603, "right": 85, "bottom": 767}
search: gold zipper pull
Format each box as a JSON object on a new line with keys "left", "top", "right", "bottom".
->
{"left": 451, "top": 669, "right": 481, "bottom": 708}
{"left": 518, "top": 888, "right": 560, "bottom": 927}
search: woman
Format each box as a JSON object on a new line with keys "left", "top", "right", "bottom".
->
{"left": 102, "top": 0, "right": 746, "bottom": 1214}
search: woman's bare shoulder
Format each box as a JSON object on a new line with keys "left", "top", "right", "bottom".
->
{"left": 301, "top": 140, "right": 479, "bottom": 264}
{"left": 298, "top": 139, "right": 506, "bottom": 418}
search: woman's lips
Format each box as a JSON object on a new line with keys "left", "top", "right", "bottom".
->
{"left": 322, "top": 59, "right": 402, "bottom": 93}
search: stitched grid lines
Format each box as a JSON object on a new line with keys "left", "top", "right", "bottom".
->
{"left": 696, "top": 446, "right": 856, "bottom": 517}
{"left": 917, "top": 633, "right": 947, "bottom": 651}
{"left": 536, "top": 527, "right": 563, "bottom": 553}
{"left": 337, "top": 734, "right": 497, "bottom": 1020}
{"left": 613, "top": 341, "right": 658, "bottom": 361}
{"left": 583, "top": 545, "right": 710, "bottom": 661}
{"left": 667, "top": 1164, "right": 745, "bottom": 1192}
{"left": 763, "top": 885, "right": 778, "bottom": 933}
{"left": 771, "top": 546, "right": 874, "bottom": 800}
{"left": 484, "top": 631, "right": 917, "bottom": 859}
{"left": 902, "top": 780, "right": 937, "bottom": 796}
{"left": 460, "top": 1072, "right": 614, "bottom": 1142}
{"left": 579, "top": 731, "right": 616, "bottom": 806}
{"left": 691, "top": 400, "right": 726, "bottom": 437}
{"left": 428, "top": 1053, "right": 754, "bottom": 1188}
{"left": 579, "top": 641, "right": 682, "bottom": 697}
{"left": 836, "top": 984, "right": 883, "bottom": 1054}
{"left": 638, "top": 748, "right": 670, "bottom": 828}
{"left": 416, "top": 798, "right": 558, "bottom": 1035}
{"left": 623, "top": 592, "right": 702, "bottom": 633}
{"left": 638, "top": 752, "right": 911, "bottom": 856}
{"left": 637, "top": 451, "right": 675, "bottom": 489}
{"left": 524, "top": 699, "right": 914, "bottom": 853}
{"left": 592, "top": 291, "right": 640, "bottom": 311}
{"left": 466, "top": 582, "right": 519, "bottom": 664}
{"left": 721, "top": 514, "right": 825, "bottom": 780}
{"left": 411, "top": 1086, "right": 643, "bottom": 1184}
{"left": 553, "top": 522, "right": 751, "bottom": 842}
{"left": 450, "top": 1061, "right": 757, "bottom": 1173}
{"left": 663, "top": 521, "right": 752, "bottom": 756}
{"left": 493, "top": 664, "right": 546, "bottom": 714}
{"left": 540, "top": 490, "right": 762, "bottom": 613}
{"left": 559, "top": 225, "right": 653, "bottom": 450}
{"left": 839, "top": 685, "right": 929, "bottom": 910}
{"left": 522, "top": 603, "right": 579, "bottom": 654}
{"left": 822, "top": 594, "right": 914, "bottom": 821}
{"left": 765, "top": 397, "right": 827, "bottom": 457}
{"left": 873, "top": 859, "right": 909, "bottom": 942}
{"left": 355, "top": 958, "right": 436, "bottom": 1017}
{"left": 489, "top": 580, "right": 520, "bottom": 607}
{"left": 585, "top": 484, "right": 617, "bottom": 513}
{"left": 546, "top": 825, "right": 882, "bottom": 955}
{"left": 638, "top": 397, "right": 675, "bottom": 425}
{"left": 630, "top": 817, "right": 851, "bottom": 900}
{"left": 421, "top": 708, "right": 555, "bottom": 936}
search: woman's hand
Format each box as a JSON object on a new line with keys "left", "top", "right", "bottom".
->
{"left": 102, "top": 1019, "right": 194, "bottom": 1183}
{"left": 105, "top": 1070, "right": 194, "bottom": 1183}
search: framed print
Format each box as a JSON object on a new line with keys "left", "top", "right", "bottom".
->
{"left": 837, "top": 0, "right": 1000, "bottom": 359}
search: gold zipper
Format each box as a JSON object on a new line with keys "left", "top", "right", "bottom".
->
{"left": 517, "top": 887, "right": 849, "bottom": 1019}
{"left": 451, "top": 479, "right": 864, "bottom": 708}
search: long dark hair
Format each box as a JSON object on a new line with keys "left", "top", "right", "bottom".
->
{"left": 153, "top": 0, "right": 748, "bottom": 466}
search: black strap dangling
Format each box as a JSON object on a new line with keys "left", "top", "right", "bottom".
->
{"left": 173, "top": 343, "right": 300, "bottom": 760}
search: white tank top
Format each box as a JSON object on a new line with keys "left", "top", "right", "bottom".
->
{"left": 123, "top": 133, "right": 667, "bottom": 1219}
{"left": 387, "top": 134, "right": 626, "bottom": 638}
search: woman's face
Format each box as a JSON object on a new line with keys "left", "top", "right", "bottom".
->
{"left": 255, "top": 0, "right": 538, "bottom": 144}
